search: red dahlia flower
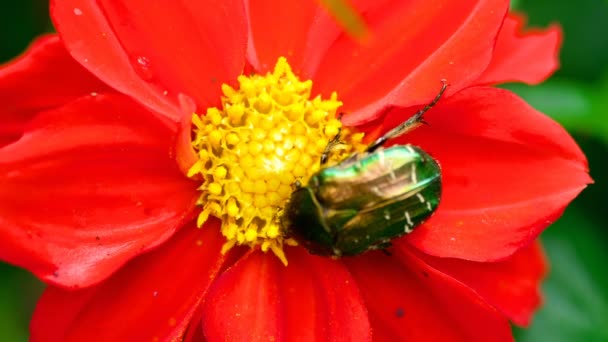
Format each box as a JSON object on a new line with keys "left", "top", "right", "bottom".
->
{"left": 0, "top": 1, "right": 590, "bottom": 341}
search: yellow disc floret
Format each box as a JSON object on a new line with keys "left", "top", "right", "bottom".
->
{"left": 189, "top": 57, "right": 364, "bottom": 264}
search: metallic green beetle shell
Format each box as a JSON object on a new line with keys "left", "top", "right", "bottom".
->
{"left": 282, "top": 145, "right": 441, "bottom": 256}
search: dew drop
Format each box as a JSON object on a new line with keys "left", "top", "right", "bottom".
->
{"left": 133, "top": 55, "right": 155, "bottom": 81}
{"left": 73, "top": 8, "right": 83, "bottom": 16}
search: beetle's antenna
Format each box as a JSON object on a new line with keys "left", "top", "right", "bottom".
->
{"left": 366, "top": 80, "right": 448, "bottom": 153}
{"left": 320, "top": 113, "right": 345, "bottom": 165}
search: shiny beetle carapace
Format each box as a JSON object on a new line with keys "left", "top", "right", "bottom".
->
{"left": 282, "top": 81, "right": 447, "bottom": 256}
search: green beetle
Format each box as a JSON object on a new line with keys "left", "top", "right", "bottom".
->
{"left": 282, "top": 81, "right": 447, "bottom": 256}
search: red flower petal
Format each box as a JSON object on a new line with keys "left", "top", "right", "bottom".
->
{"left": 345, "top": 250, "right": 513, "bottom": 341}
{"left": 312, "top": 0, "right": 509, "bottom": 125}
{"left": 0, "top": 34, "right": 110, "bottom": 147}
{"left": 385, "top": 87, "right": 591, "bottom": 261}
{"left": 245, "top": 1, "right": 319, "bottom": 73}
{"left": 246, "top": 0, "right": 386, "bottom": 76}
{"left": 0, "top": 94, "right": 198, "bottom": 287}
{"left": 50, "top": 0, "right": 247, "bottom": 121}
{"left": 202, "top": 248, "right": 370, "bottom": 341}
{"left": 402, "top": 241, "right": 546, "bottom": 326}
{"left": 475, "top": 13, "right": 562, "bottom": 85}
{"left": 30, "top": 220, "right": 229, "bottom": 342}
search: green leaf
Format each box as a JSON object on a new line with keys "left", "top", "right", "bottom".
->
{"left": 0, "top": 263, "right": 44, "bottom": 342}
{"left": 516, "top": 0, "right": 608, "bottom": 81}
{"left": 0, "top": 0, "right": 52, "bottom": 63}
{"left": 515, "top": 205, "right": 608, "bottom": 341}
{"left": 503, "top": 80, "right": 608, "bottom": 143}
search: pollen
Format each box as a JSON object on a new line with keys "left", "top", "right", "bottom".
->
{"left": 189, "top": 57, "right": 364, "bottom": 264}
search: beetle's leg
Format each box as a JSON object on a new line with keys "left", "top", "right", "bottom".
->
{"left": 320, "top": 127, "right": 343, "bottom": 165}
{"left": 366, "top": 80, "right": 448, "bottom": 153}
{"left": 372, "top": 241, "right": 393, "bottom": 254}
{"left": 320, "top": 113, "right": 345, "bottom": 165}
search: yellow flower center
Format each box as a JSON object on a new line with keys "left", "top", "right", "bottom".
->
{"left": 188, "top": 57, "right": 364, "bottom": 264}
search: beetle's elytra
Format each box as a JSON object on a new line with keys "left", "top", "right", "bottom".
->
{"left": 282, "top": 81, "right": 447, "bottom": 257}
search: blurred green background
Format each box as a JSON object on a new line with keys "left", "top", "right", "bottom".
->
{"left": 0, "top": 1, "right": 606, "bottom": 341}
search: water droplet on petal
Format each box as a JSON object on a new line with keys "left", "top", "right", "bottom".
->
{"left": 132, "top": 55, "right": 155, "bottom": 81}
{"left": 73, "top": 8, "right": 83, "bottom": 16}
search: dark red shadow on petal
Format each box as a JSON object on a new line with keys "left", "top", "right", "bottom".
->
{"left": 380, "top": 87, "right": 590, "bottom": 261}
{"left": 30, "top": 220, "right": 230, "bottom": 342}
{"left": 398, "top": 240, "right": 546, "bottom": 327}
{"left": 0, "top": 94, "right": 198, "bottom": 287}
{"left": 345, "top": 249, "right": 513, "bottom": 341}
{"left": 1, "top": 111, "right": 34, "bottom": 148}
{"left": 0, "top": 35, "right": 112, "bottom": 147}
{"left": 202, "top": 247, "right": 370, "bottom": 342}
{"left": 51, "top": 0, "right": 247, "bottom": 121}
{"left": 475, "top": 13, "right": 562, "bottom": 86}
{"left": 312, "top": 0, "right": 509, "bottom": 125}
{"left": 175, "top": 94, "right": 199, "bottom": 177}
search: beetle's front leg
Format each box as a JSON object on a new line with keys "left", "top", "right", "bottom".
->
{"left": 366, "top": 80, "right": 448, "bottom": 153}
{"left": 374, "top": 241, "right": 393, "bottom": 255}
